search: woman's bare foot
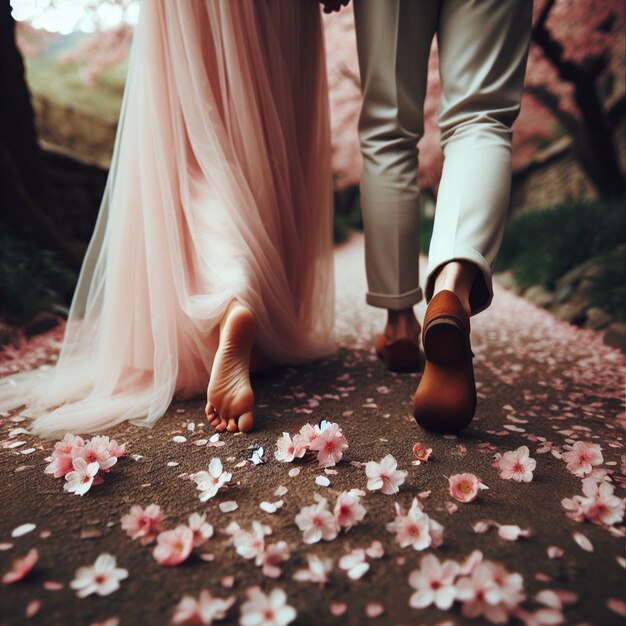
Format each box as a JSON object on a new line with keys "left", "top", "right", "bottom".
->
{"left": 205, "top": 301, "right": 255, "bottom": 433}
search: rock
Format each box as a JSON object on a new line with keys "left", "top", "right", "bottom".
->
{"left": 524, "top": 285, "right": 555, "bottom": 309}
{"left": 23, "top": 312, "right": 60, "bottom": 337}
{"left": 493, "top": 270, "right": 517, "bottom": 291}
{"left": 553, "top": 296, "right": 588, "bottom": 326}
{"left": 555, "top": 260, "right": 596, "bottom": 292}
{"left": 555, "top": 284, "right": 575, "bottom": 304}
{"left": 578, "top": 263, "right": 605, "bottom": 292}
{"left": 603, "top": 322, "right": 626, "bottom": 352}
{"left": 584, "top": 307, "right": 612, "bottom": 331}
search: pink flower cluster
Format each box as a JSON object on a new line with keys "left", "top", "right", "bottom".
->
{"left": 295, "top": 489, "right": 366, "bottom": 544}
{"left": 561, "top": 477, "right": 625, "bottom": 527}
{"left": 386, "top": 498, "right": 444, "bottom": 551}
{"left": 409, "top": 551, "right": 525, "bottom": 624}
{"left": 226, "top": 520, "right": 290, "bottom": 578}
{"left": 121, "top": 505, "right": 213, "bottom": 566}
{"left": 45, "top": 434, "right": 125, "bottom": 496}
{"left": 275, "top": 421, "right": 348, "bottom": 468}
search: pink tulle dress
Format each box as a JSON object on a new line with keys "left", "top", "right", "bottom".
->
{"left": 0, "top": 1, "right": 336, "bottom": 436}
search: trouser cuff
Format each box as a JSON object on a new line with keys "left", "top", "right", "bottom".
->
{"left": 366, "top": 286, "right": 423, "bottom": 311}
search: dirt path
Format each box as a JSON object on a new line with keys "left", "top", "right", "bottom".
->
{"left": 1, "top": 234, "right": 625, "bottom": 626}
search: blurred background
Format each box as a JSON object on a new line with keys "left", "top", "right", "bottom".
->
{"left": 1, "top": 0, "right": 625, "bottom": 349}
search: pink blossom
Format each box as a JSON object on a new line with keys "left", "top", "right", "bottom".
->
{"left": 333, "top": 490, "right": 367, "bottom": 530}
{"left": 308, "top": 423, "right": 348, "bottom": 467}
{"left": 90, "top": 435, "right": 123, "bottom": 454}
{"left": 2, "top": 548, "right": 38, "bottom": 584}
{"left": 562, "top": 477, "right": 625, "bottom": 526}
{"left": 260, "top": 542, "right": 290, "bottom": 578}
{"left": 365, "top": 454, "right": 407, "bottom": 495}
{"left": 64, "top": 457, "right": 100, "bottom": 496}
{"left": 232, "top": 521, "right": 270, "bottom": 562}
{"left": 296, "top": 423, "right": 318, "bottom": 447}
{"left": 193, "top": 459, "right": 232, "bottom": 501}
{"left": 45, "top": 434, "right": 84, "bottom": 478}
{"left": 172, "top": 590, "right": 235, "bottom": 625}
{"left": 153, "top": 526, "right": 194, "bottom": 566}
{"left": 494, "top": 446, "right": 536, "bottom": 482}
{"left": 562, "top": 441, "right": 603, "bottom": 478}
{"left": 408, "top": 553, "right": 459, "bottom": 610}
{"left": 120, "top": 504, "right": 163, "bottom": 545}
{"left": 386, "top": 499, "right": 442, "bottom": 551}
{"left": 293, "top": 554, "right": 333, "bottom": 587}
{"left": 73, "top": 437, "right": 118, "bottom": 473}
{"left": 70, "top": 554, "right": 128, "bottom": 598}
{"left": 188, "top": 513, "right": 214, "bottom": 547}
{"left": 412, "top": 442, "right": 432, "bottom": 463}
{"left": 295, "top": 497, "right": 339, "bottom": 544}
{"left": 448, "top": 473, "right": 487, "bottom": 503}
{"left": 274, "top": 433, "right": 307, "bottom": 463}
{"left": 239, "top": 587, "right": 296, "bottom": 626}
{"left": 455, "top": 560, "right": 525, "bottom": 624}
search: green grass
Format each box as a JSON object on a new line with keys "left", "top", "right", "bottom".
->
{"left": 419, "top": 196, "right": 625, "bottom": 319}
{"left": 494, "top": 196, "right": 625, "bottom": 288}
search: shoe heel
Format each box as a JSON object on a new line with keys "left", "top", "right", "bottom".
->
{"left": 382, "top": 340, "right": 423, "bottom": 373}
{"left": 423, "top": 318, "right": 467, "bottom": 365}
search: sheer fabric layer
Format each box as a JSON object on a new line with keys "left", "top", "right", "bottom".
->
{"left": 0, "top": 0, "right": 335, "bottom": 436}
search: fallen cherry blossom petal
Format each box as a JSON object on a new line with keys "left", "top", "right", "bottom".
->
{"left": 365, "top": 602, "right": 384, "bottom": 618}
{"left": 571, "top": 531, "right": 593, "bottom": 552}
{"left": 547, "top": 546, "right": 564, "bottom": 559}
{"left": 219, "top": 501, "right": 238, "bottom": 513}
{"left": 607, "top": 598, "right": 626, "bottom": 617}
{"left": 329, "top": 602, "right": 347, "bottom": 617}
{"left": 25, "top": 600, "right": 41, "bottom": 618}
{"left": 497, "top": 525, "right": 530, "bottom": 541}
{"left": 11, "top": 523, "right": 36, "bottom": 538}
{"left": 2, "top": 548, "right": 38, "bottom": 584}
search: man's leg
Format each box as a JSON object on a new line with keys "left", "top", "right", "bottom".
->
{"left": 353, "top": 0, "right": 439, "bottom": 356}
{"left": 425, "top": 0, "right": 532, "bottom": 317}
{"left": 412, "top": 0, "right": 532, "bottom": 434}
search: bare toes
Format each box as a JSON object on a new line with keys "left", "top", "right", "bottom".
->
{"left": 238, "top": 411, "right": 254, "bottom": 433}
{"left": 226, "top": 418, "right": 238, "bottom": 433}
{"left": 215, "top": 419, "right": 227, "bottom": 433}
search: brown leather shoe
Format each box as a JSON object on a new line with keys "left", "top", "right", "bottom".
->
{"left": 375, "top": 333, "right": 423, "bottom": 373}
{"left": 412, "top": 290, "right": 476, "bottom": 433}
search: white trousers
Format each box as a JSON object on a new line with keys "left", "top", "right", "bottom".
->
{"left": 353, "top": 0, "right": 532, "bottom": 315}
